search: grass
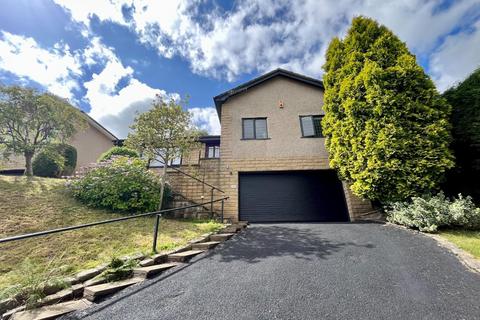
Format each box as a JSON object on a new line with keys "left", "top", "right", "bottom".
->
{"left": 438, "top": 229, "right": 480, "bottom": 259}
{"left": 0, "top": 175, "right": 223, "bottom": 293}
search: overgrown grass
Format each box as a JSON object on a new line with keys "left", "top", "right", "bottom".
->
{"left": 0, "top": 175, "right": 223, "bottom": 293}
{"left": 438, "top": 229, "right": 480, "bottom": 259}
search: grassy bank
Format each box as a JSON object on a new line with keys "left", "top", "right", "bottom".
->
{"left": 0, "top": 175, "right": 222, "bottom": 291}
{"left": 438, "top": 229, "right": 480, "bottom": 259}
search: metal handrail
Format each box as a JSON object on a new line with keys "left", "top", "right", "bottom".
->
{"left": 0, "top": 197, "right": 229, "bottom": 249}
{"left": 154, "top": 159, "right": 224, "bottom": 193}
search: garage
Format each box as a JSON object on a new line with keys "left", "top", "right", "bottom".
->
{"left": 239, "top": 170, "right": 349, "bottom": 222}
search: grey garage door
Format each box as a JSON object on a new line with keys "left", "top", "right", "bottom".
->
{"left": 239, "top": 170, "right": 349, "bottom": 222}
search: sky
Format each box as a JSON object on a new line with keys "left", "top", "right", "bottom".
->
{"left": 0, "top": 0, "right": 479, "bottom": 139}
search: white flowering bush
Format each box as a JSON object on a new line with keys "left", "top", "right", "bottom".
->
{"left": 68, "top": 156, "right": 170, "bottom": 212}
{"left": 386, "top": 192, "right": 480, "bottom": 232}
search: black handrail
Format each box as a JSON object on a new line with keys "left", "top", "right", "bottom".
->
{"left": 154, "top": 159, "right": 225, "bottom": 193}
{"left": 0, "top": 197, "right": 229, "bottom": 245}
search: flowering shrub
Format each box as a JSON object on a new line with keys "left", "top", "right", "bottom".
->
{"left": 386, "top": 192, "right": 480, "bottom": 232}
{"left": 68, "top": 156, "right": 170, "bottom": 212}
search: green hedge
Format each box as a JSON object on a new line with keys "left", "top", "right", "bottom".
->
{"left": 98, "top": 146, "right": 139, "bottom": 162}
{"left": 33, "top": 144, "right": 77, "bottom": 177}
{"left": 68, "top": 157, "right": 170, "bottom": 212}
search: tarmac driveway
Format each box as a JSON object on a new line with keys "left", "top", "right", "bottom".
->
{"left": 66, "top": 223, "right": 480, "bottom": 320}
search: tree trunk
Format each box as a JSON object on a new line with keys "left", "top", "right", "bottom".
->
{"left": 24, "top": 151, "right": 34, "bottom": 176}
{"left": 158, "top": 163, "right": 168, "bottom": 211}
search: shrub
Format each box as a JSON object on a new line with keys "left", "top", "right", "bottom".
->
{"left": 61, "top": 144, "right": 77, "bottom": 176}
{"left": 95, "top": 257, "right": 138, "bottom": 282}
{"left": 32, "top": 149, "right": 65, "bottom": 178}
{"left": 68, "top": 157, "right": 169, "bottom": 212}
{"left": 98, "top": 146, "right": 139, "bottom": 162}
{"left": 386, "top": 192, "right": 480, "bottom": 232}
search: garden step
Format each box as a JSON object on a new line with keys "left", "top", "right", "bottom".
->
{"left": 11, "top": 299, "right": 92, "bottom": 320}
{"left": 222, "top": 225, "right": 242, "bottom": 233}
{"left": 209, "top": 233, "right": 234, "bottom": 242}
{"left": 168, "top": 250, "right": 205, "bottom": 262}
{"left": 191, "top": 241, "right": 220, "bottom": 250}
{"left": 83, "top": 278, "right": 143, "bottom": 302}
{"left": 133, "top": 262, "right": 180, "bottom": 279}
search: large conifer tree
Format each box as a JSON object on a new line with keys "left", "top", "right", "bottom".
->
{"left": 322, "top": 16, "right": 454, "bottom": 203}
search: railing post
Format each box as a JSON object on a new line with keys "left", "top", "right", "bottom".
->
{"left": 220, "top": 199, "right": 224, "bottom": 223}
{"left": 210, "top": 187, "right": 214, "bottom": 218}
{"left": 152, "top": 214, "right": 161, "bottom": 253}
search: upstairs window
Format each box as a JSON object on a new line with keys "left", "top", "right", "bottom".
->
{"left": 242, "top": 118, "right": 268, "bottom": 140}
{"left": 206, "top": 145, "right": 220, "bottom": 158}
{"left": 300, "top": 115, "right": 324, "bottom": 138}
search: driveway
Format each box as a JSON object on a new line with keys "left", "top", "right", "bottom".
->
{"left": 66, "top": 223, "right": 480, "bottom": 320}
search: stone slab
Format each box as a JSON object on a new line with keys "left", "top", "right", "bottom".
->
{"left": 133, "top": 263, "right": 180, "bottom": 278}
{"left": 191, "top": 241, "right": 220, "bottom": 250}
{"left": 139, "top": 258, "right": 154, "bottom": 267}
{"left": 168, "top": 250, "right": 205, "bottom": 262}
{"left": 83, "top": 278, "right": 143, "bottom": 302}
{"left": 11, "top": 299, "right": 92, "bottom": 320}
{"left": 209, "top": 233, "right": 234, "bottom": 242}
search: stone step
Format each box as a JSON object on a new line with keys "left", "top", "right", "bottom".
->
{"left": 168, "top": 250, "right": 205, "bottom": 262}
{"left": 222, "top": 225, "right": 242, "bottom": 233}
{"left": 11, "top": 299, "right": 92, "bottom": 320}
{"left": 209, "top": 233, "right": 234, "bottom": 242}
{"left": 133, "top": 262, "right": 180, "bottom": 279}
{"left": 191, "top": 241, "right": 220, "bottom": 250}
{"left": 83, "top": 278, "right": 143, "bottom": 302}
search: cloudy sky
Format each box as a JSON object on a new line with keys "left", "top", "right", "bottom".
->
{"left": 0, "top": 0, "right": 479, "bottom": 138}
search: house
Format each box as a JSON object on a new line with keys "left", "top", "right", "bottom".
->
{"left": 0, "top": 111, "right": 118, "bottom": 174}
{"left": 164, "top": 68, "right": 373, "bottom": 222}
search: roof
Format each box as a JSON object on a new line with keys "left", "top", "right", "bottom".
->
{"left": 198, "top": 135, "right": 220, "bottom": 143}
{"left": 213, "top": 68, "right": 324, "bottom": 119}
{"left": 80, "top": 111, "right": 118, "bottom": 141}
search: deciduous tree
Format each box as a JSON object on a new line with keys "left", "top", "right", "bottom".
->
{"left": 0, "top": 86, "right": 87, "bottom": 176}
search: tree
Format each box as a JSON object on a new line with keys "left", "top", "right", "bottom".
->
{"left": 322, "top": 16, "right": 454, "bottom": 203}
{"left": 125, "top": 97, "right": 200, "bottom": 209}
{"left": 0, "top": 86, "right": 87, "bottom": 176}
{"left": 442, "top": 67, "right": 480, "bottom": 202}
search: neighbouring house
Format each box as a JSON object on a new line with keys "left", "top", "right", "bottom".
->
{"left": 0, "top": 111, "right": 118, "bottom": 174}
{"left": 158, "top": 69, "right": 374, "bottom": 222}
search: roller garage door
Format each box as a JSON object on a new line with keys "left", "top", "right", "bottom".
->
{"left": 239, "top": 170, "right": 349, "bottom": 222}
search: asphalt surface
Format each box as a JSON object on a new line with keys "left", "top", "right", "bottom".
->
{"left": 65, "top": 223, "right": 480, "bottom": 320}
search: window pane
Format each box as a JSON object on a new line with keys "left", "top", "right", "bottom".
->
{"left": 301, "top": 116, "right": 314, "bottom": 136}
{"left": 214, "top": 146, "right": 220, "bottom": 158}
{"left": 208, "top": 146, "right": 214, "bottom": 158}
{"left": 243, "top": 119, "right": 254, "bottom": 139}
{"left": 313, "top": 116, "right": 323, "bottom": 137}
{"left": 170, "top": 156, "right": 181, "bottom": 165}
{"left": 255, "top": 119, "right": 267, "bottom": 139}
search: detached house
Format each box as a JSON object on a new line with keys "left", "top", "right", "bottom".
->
{"left": 166, "top": 69, "right": 373, "bottom": 223}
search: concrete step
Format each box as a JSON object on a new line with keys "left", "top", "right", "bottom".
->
{"left": 133, "top": 262, "right": 180, "bottom": 279}
{"left": 83, "top": 278, "right": 143, "bottom": 302}
{"left": 209, "top": 233, "right": 234, "bottom": 242}
{"left": 222, "top": 226, "right": 242, "bottom": 233}
{"left": 168, "top": 250, "right": 205, "bottom": 262}
{"left": 191, "top": 241, "right": 220, "bottom": 250}
{"left": 11, "top": 299, "right": 92, "bottom": 320}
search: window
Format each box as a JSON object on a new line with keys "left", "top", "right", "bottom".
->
{"left": 300, "top": 115, "right": 324, "bottom": 137}
{"left": 242, "top": 118, "right": 268, "bottom": 139}
{"left": 206, "top": 145, "right": 220, "bottom": 158}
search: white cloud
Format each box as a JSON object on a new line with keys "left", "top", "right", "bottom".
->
{"left": 430, "top": 20, "right": 480, "bottom": 92}
{"left": 54, "top": 0, "right": 479, "bottom": 89}
{"left": 189, "top": 107, "right": 221, "bottom": 135}
{"left": 0, "top": 31, "right": 82, "bottom": 100}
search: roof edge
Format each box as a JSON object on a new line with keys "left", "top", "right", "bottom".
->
{"left": 80, "top": 111, "right": 118, "bottom": 141}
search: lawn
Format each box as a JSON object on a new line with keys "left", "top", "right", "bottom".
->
{"left": 438, "top": 229, "right": 480, "bottom": 259}
{"left": 0, "top": 175, "right": 223, "bottom": 292}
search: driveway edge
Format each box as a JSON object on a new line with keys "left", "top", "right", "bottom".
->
{"left": 385, "top": 223, "right": 480, "bottom": 274}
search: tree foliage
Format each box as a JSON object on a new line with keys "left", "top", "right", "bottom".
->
{"left": 322, "top": 16, "right": 454, "bottom": 203}
{"left": 125, "top": 97, "right": 201, "bottom": 208}
{"left": 442, "top": 67, "right": 480, "bottom": 202}
{"left": 32, "top": 144, "right": 77, "bottom": 177}
{"left": 0, "top": 86, "right": 87, "bottom": 175}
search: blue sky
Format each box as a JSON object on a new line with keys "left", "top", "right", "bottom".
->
{"left": 0, "top": 0, "right": 479, "bottom": 138}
